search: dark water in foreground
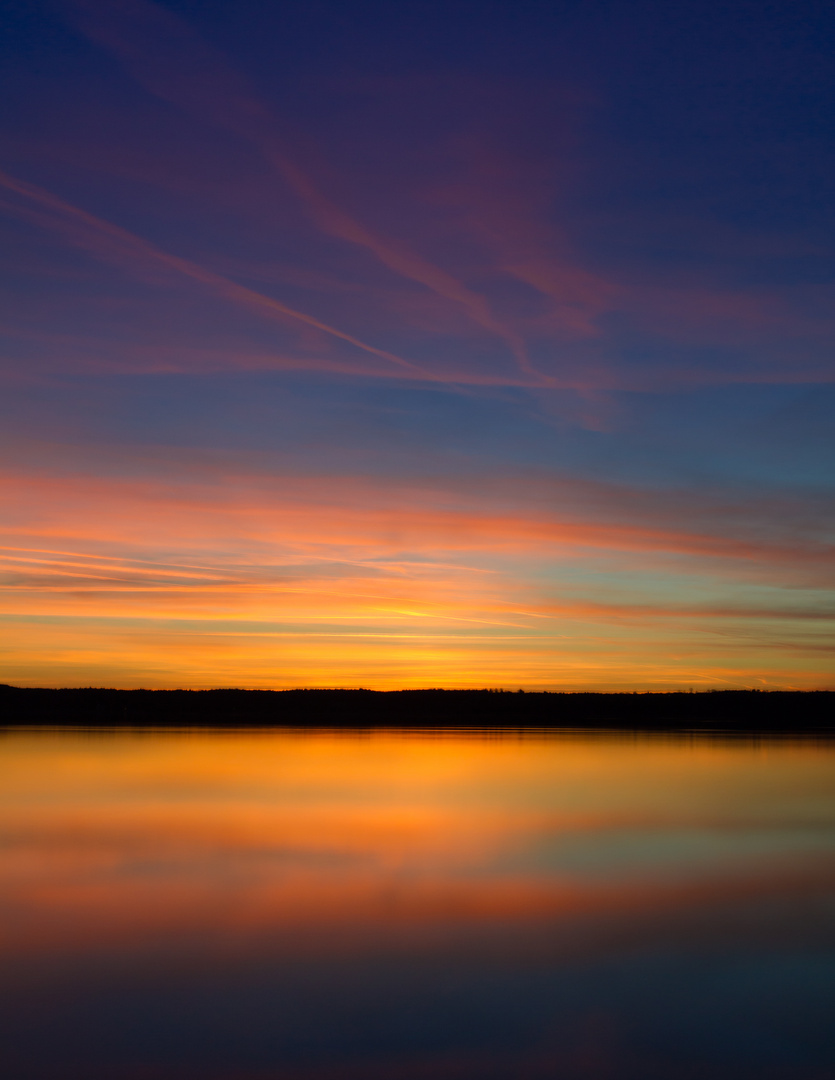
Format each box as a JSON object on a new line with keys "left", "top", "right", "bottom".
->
{"left": 1, "top": 729, "right": 834, "bottom": 1080}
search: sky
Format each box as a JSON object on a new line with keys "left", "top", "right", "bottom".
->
{"left": 0, "top": 0, "right": 833, "bottom": 689}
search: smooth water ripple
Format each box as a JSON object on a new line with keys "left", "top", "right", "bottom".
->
{"left": 1, "top": 729, "right": 834, "bottom": 1079}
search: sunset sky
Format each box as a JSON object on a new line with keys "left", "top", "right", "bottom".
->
{"left": 1, "top": 0, "right": 833, "bottom": 689}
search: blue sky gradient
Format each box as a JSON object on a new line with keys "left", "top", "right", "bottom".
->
{"left": 1, "top": 0, "right": 833, "bottom": 687}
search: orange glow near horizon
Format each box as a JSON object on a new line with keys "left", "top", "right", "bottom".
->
{"left": 1, "top": 468, "right": 832, "bottom": 689}
{"left": 1, "top": 0, "right": 833, "bottom": 692}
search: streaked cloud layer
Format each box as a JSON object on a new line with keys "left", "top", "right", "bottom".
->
{"left": 1, "top": 0, "right": 833, "bottom": 686}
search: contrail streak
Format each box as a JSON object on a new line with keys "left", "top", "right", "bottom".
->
{"left": 0, "top": 169, "right": 430, "bottom": 376}
{"left": 65, "top": 0, "right": 538, "bottom": 377}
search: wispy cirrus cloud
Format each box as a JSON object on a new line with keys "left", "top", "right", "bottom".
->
{"left": 0, "top": 168, "right": 431, "bottom": 377}
{"left": 1, "top": 0, "right": 832, "bottom": 690}
{"left": 63, "top": 0, "right": 542, "bottom": 378}
{"left": 1, "top": 463, "right": 832, "bottom": 655}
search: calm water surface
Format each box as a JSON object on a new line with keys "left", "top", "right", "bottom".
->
{"left": 1, "top": 728, "right": 834, "bottom": 1079}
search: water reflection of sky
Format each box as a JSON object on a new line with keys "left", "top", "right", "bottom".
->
{"left": 1, "top": 730, "right": 834, "bottom": 1079}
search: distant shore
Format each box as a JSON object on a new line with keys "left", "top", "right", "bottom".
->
{"left": 1, "top": 686, "right": 833, "bottom": 732}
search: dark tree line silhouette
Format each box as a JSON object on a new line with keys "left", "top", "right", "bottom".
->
{"left": 1, "top": 685, "right": 832, "bottom": 732}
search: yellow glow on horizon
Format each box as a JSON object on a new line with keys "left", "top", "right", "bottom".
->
{"left": 1, "top": 468, "right": 832, "bottom": 690}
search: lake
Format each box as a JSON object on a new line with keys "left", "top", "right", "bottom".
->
{"left": 2, "top": 728, "right": 834, "bottom": 1079}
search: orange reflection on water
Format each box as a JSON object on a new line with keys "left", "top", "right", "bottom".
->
{"left": 2, "top": 730, "right": 834, "bottom": 960}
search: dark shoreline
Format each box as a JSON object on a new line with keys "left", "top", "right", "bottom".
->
{"left": 1, "top": 686, "right": 833, "bottom": 733}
